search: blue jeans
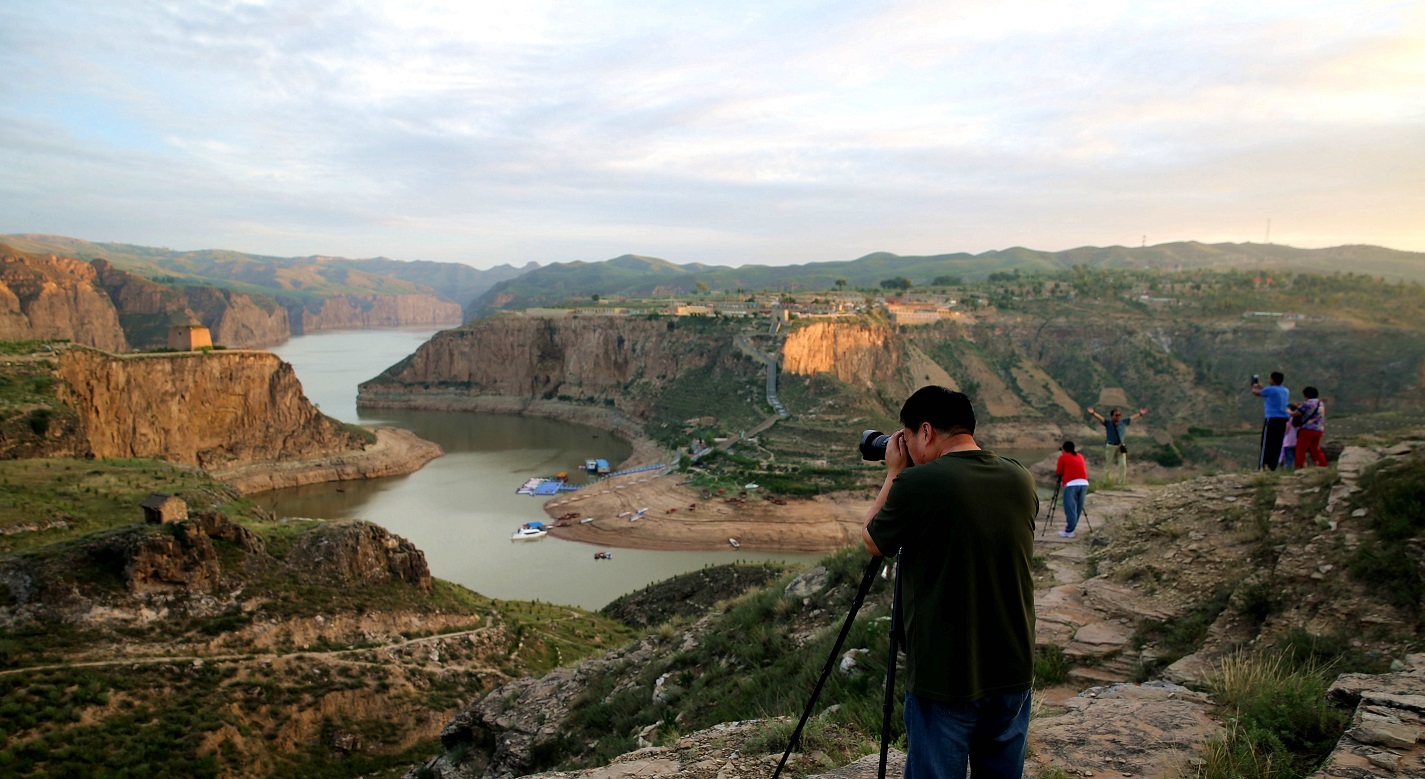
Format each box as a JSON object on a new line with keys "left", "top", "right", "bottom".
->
{"left": 903, "top": 689, "right": 1031, "bottom": 779}
{"left": 1061, "top": 485, "right": 1086, "bottom": 533}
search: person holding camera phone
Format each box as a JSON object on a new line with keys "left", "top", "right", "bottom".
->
{"left": 1085, "top": 406, "right": 1147, "bottom": 485}
{"left": 1252, "top": 371, "right": 1291, "bottom": 471}
{"left": 862, "top": 386, "right": 1038, "bottom": 779}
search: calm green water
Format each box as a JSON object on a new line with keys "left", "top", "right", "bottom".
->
{"left": 261, "top": 328, "right": 820, "bottom": 609}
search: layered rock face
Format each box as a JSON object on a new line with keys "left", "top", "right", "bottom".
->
{"left": 360, "top": 315, "right": 728, "bottom": 416}
{"left": 184, "top": 285, "right": 290, "bottom": 348}
{"left": 93, "top": 259, "right": 291, "bottom": 348}
{"left": 55, "top": 348, "right": 364, "bottom": 468}
{"left": 781, "top": 320, "right": 900, "bottom": 382}
{"left": 0, "top": 250, "right": 128, "bottom": 351}
{"left": 296, "top": 293, "right": 463, "bottom": 334}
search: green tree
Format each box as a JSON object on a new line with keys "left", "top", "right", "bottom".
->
{"left": 932, "top": 275, "right": 962, "bottom": 286}
{"left": 834, "top": 278, "right": 848, "bottom": 291}
{"left": 880, "top": 277, "right": 912, "bottom": 291}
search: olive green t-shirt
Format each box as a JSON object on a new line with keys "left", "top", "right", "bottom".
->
{"left": 866, "top": 450, "right": 1038, "bottom": 703}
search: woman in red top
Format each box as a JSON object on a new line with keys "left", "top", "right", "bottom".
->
{"left": 1055, "top": 441, "right": 1089, "bottom": 538}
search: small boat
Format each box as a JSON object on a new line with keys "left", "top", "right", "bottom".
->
{"left": 629, "top": 508, "right": 649, "bottom": 522}
{"left": 585, "top": 459, "right": 599, "bottom": 471}
{"left": 580, "top": 517, "right": 596, "bottom": 524}
{"left": 616, "top": 511, "right": 632, "bottom": 518}
{"left": 594, "top": 551, "right": 613, "bottom": 560}
{"left": 728, "top": 538, "right": 740, "bottom": 549}
{"left": 511, "top": 521, "right": 548, "bottom": 541}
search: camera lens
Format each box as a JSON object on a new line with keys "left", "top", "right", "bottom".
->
{"left": 860, "top": 430, "right": 889, "bottom": 461}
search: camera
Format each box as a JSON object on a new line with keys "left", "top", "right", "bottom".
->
{"left": 860, "top": 430, "right": 890, "bottom": 461}
{"left": 1251, "top": 373, "right": 1260, "bottom": 386}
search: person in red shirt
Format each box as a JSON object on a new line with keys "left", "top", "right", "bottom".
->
{"left": 1054, "top": 441, "right": 1089, "bottom": 538}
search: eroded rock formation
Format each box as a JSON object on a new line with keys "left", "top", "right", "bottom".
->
{"left": 360, "top": 315, "right": 734, "bottom": 418}
{"left": 0, "top": 249, "right": 128, "bottom": 350}
{"left": 782, "top": 320, "right": 900, "bottom": 383}
{"left": 55, "top": 347, "right": 363, "bottom": 468}
{"left": 92, "top": 259, "right": 291, "bottom": 348}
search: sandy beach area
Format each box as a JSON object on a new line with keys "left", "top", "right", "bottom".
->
{"left": 541, "top": 468, "right": 870, "bottom": 552}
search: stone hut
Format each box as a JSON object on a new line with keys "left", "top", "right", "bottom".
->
{"left": 167, "top": 324, "right": 213, "bottom": 351}
{"left": 141, "top": 493, "right": 188, "bottom": 524}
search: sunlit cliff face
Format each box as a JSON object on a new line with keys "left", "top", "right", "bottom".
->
{"left": 781, "top": 321, "right": 899, "bottom": 383}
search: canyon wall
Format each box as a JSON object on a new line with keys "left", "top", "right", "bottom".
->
{"left": 55, "top": 348, "right": 365, "bottom": 468}
{"left": 781, "top": 320, "right": 901, "bottom": 383}
{"left": 359, "top": 315, "right": 732, "bottom": 418}
{"left": 2, "top": 247, "right": 465, "bottom": 350}
{"left": 93, "top": 259, "right": 290, "bottom": 349}
{"left": 183, "top": 286, "right": 290, "bottom": 348}
{"left": 295, "top": 293, "right": 463, "bottom": 334}
{"left": 0, "top": 250, "right": 128, "bottom": 351}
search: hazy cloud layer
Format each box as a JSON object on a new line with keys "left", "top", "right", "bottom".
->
{"left": 2, "top": 0, "right": 1421, "bottom": 266}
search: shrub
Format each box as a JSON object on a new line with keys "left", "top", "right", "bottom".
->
{"left": 1348, "top": 452, "right": 1425, "bottom": 615}
{"left": 1200, "top": 650, "right": 1349, "bottom": 779}
{"left": 1034, "top": 645, "right": 1072, "bottom": 688}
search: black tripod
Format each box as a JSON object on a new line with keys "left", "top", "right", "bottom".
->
{"left": 1039, "top": 477, "right": 1061, "bottom": 537}
{"left": 773, "top": 554, "right": 902, "bottom": 779}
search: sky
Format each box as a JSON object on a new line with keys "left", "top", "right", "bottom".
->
{"left": 1, "top": 1, "right": 1422, "bottom": 269}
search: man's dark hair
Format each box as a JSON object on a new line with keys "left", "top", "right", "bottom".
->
{"left": 1303, "top": 386, "right": 1319, "bottom": 399}
{"left": 1062, "top": 440, "right": 1077, "bottom": 454}
{"left": 1270, "top": 371, "right": 1285, "bottom": 384}
{"left": 900, "top": 385, "right": 976, "bottom": 436}
{"left": 1109, "top": 408, "right": 1122, "bottom": 417}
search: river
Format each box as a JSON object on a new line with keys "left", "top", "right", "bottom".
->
{"left": 258, "top": 327, "right": 820, "bottom": 610}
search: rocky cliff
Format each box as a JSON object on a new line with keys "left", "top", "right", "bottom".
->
{"left": 54, "top": 347, "right": 363, "bottom": 468}
{"left": 187, "top": 285, "right": 291, "bottom": 348}
{"left": 0, "top": 247, "right": 128, "bottom": 351}
{"left": 359, "top": 315, "right": 737, "bottom": 419}
{"left": 295, "top": 293, "right": 463, "bottom": 334}
{"left": 93, "top": 259, "right": 291, "bottom": 348}
{"left": 53, "top": 347, "right": 443, "bottom": 491}
{"left": 782, "top": 320, "right": 901, "bottom": 384}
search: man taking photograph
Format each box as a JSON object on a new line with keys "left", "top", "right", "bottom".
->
{"left": 863, "top": 386, "right": 1038, "bottom": 779}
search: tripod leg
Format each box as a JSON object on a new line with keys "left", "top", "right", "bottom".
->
{"left": 878, "top": 555, "right": 903, "bottom": 779}
{"left": 1041, "top": 483, "right": 1060, "bottom": 536}
{"left": 774, "top": 554, "right": 883, "bottom": 779}
{"left": 1081, "top": 504, "right": 1094, "bottom": 534}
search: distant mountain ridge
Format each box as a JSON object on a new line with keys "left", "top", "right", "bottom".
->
{"left": 1, "top": 234, "right": 537, "bottom": 319}
{"left": 471, "top": 241, "right": 1425, "bottom": 315}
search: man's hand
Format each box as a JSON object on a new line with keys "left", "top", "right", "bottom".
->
{"left": 884, "top": 428, "right": 912, "bottom": 476}
{"left": 1086, "top": 406, "right": 1095, "bottom": 416}
{"left": 1135, "top": 407, "right": 1148, "bottom": 419}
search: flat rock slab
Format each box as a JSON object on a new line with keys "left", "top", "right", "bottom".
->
{"left": 1314, "top": 655, "right": 1425, "bottom": 779}
{"left": 1026, "top": 682, "right": 1219, "bottom": 779}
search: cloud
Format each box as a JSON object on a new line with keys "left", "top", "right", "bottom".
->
{"left": 0, "top": 0, "right": 1421, "bottom": 265}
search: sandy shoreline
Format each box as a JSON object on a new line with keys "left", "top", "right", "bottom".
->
{"left": 542, "top": 468, "right": 870, "bottom": 552}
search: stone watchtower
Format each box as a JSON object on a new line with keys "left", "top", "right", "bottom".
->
{"left": 167, "top": 324, "right": 213, "bottom": 351}
{"left": 141, "top": 493, "right": 188, "bottom": 524}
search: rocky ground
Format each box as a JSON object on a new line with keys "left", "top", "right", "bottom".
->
{"left": 212, "top": 425, "right": 444, "bottom": 494}
{"left": 414, "top": 437, "right": 1425, "bottom": 779}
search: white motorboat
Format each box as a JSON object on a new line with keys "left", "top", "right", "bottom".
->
{"left": 511, "top": 521, "right": 548, "bottom": 541}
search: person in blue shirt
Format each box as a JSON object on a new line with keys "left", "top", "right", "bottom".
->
{"left": 1252, "top": 371, "right": 1291, "bottom": 471}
